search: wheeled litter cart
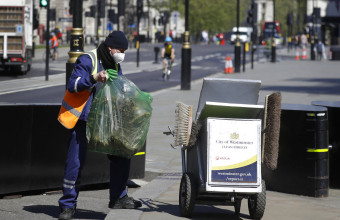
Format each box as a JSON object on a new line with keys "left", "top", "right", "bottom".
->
{"left": 177, "top": 78, "right": 267, "bottom": 219}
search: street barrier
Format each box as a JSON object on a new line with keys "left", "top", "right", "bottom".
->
{"left": 312, "top": 101, "right": 340, "bottom": 189}
{"left": 0, "top": 104, "right": 145, "bottom": 195}
{"left": 263, "top": 104, "right": 329, "bottom": 197}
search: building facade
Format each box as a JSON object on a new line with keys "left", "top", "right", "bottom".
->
{"left": 33, "top": 0, "right": 184, "bottom": 45}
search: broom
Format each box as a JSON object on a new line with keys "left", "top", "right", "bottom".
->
{"left": 262, "top": 92, "right": 282, "bottom": 170}
{"left": 174, "top": 102, "right": 193, "bottom": 147}
{"left": 188, "top": 120, "right": 202, "bottom": 147}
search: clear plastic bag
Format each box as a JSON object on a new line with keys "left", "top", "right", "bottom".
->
{"left": 86, "top": 75, "right": 152, "bottom": 158}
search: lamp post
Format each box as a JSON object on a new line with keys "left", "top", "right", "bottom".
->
{"left": 44, "top": 0, "right": 50, "bottom": 81}
{"left": 311, "top": 0, "right": 316, "bottom": 60}
{"left": 66, "top": 0, "right": 84, "bottom": 87}
{"left": 234, "top": 0, "right": 241, "bottom": 73}
{"left": 271, "top": 0, "right": 276, "bottom": 63}
{"left": 181, "top": 0, "right": 191, "bottom": 90}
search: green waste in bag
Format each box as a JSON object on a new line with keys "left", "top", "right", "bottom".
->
{"left": 86, "top": 75, "right": 153, "bottom": 158}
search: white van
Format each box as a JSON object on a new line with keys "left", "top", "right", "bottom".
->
{"left": 230, "top": 27, "right": 253, "bottom": 44}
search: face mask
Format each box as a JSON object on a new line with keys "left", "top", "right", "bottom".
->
{"left": 112, "top": 49, "right": 125, "bottom": 64}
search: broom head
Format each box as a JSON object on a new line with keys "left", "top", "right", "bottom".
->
{"left": 175, "top": 102, "right": 193, "bottom": 147}
{"left": 262, "top": 92, "right": 282, "bottom": 170}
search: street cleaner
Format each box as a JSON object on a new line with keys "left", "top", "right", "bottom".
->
{"left": 57, "top": 31, "right": 146, "bottom": 220}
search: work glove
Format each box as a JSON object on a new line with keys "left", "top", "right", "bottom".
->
{"left": 106, "top": 69, "right": 118, "bottom": 81}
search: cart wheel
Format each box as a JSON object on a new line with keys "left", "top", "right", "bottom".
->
{"left": 248, "top": 180, "right": 266, "bottom": 220}
{"left": 179, "top": 172, "right": 196, "bottom": 217}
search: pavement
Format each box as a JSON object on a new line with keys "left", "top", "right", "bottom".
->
{"left": 1, "top": 44, "right": 340, "bottom": 220}
{"left": 111, "top": 47, "right": 340, "bottom": 220}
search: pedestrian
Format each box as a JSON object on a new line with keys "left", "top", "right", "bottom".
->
{"left": 288, "top": 36, "right": 292, "bottom": 50}
{"left": 49, "top": 32, "right": 58, "bottom": 60}
{"left": 57, "top": 30, "right": 142, "bottom": 220}
{"left": 314, "top": 40, "right": 325, "bottom": 61}
{"left": 201, "top": 30, "right": 208, "bottom": 45}
{"left": 300, "top": 33, "right": 307, "bottom": 49}
{"left": 294, "top": 34, "right": 300, "bottom": 49}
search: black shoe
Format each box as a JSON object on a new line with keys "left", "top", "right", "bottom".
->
{"left": 108, "top": 195, "right": 142, "bottom": 209}
{"left": 59, "top": 207, "right": 75, "bottom": 220}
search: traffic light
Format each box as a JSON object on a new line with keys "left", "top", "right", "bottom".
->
{"left": 69, "top": 0, "right": 74, "bottom": 15}
{"left": 164, "top": 11, "right": 169, "bottom": 24}
{"left": 97, "top": 0, "right": 105, "bottom": 18}
{"left": 50, "top": 8, "right": 56, "bottom": 21}
{"left": 90, "top": 5, "right": 96, "bottom": 17}
{"left": 137, "top": 0, "right": 143, "bottom": 19}
{"left": 286, "top": 13, "right": 293, "bottom": 26}
{"left": 313, "top": 7, "right": 321, "bottom": 24}
{"left": 247, "top": 9, "right": 253, "bottom": 24}
{"left": 33, "top": 8, "right": 39, "bottom": 30}
{"left": 247, "top": 0, "right": 257, "bottom": 25}
{"left": 128, "top": 15, "right": 134, "bottom": 26}
{"left": 158, "top": 17, "right": 163, "bottom": 25}
{"left": 108, "top": 9, "right": 117, "bottom": 23}
{"left": 40, "top": 0, "right": 48, "bottom": 8}
{"left": 118, "top": 0, "right": 125, "bottom": 16}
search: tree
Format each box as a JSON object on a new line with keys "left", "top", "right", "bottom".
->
{"left": 273, "top": 0, "right": 307, "bottom": 36}
{"left": 149, "top": 0, "right": 250, "bottom": 43}
{"left": 175, "top": 0, "right": 250, "bottom": 43}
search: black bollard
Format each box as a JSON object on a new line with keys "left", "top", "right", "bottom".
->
{"left": 153, "top": 46, "right": 160, "bottom": 64}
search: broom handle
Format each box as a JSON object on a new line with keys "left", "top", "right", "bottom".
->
{"left": 181, "top": 147, "right": 186, "bottom": 173}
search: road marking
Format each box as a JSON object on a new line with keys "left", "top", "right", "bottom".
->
{"left": 0, "top": 52, "right": 223, "bottom": 95}
{"left": 0, "top": 73, "right": 65, "bottom": 95}
{"left": 0, "top": 83, "right": 65, "bottom": 95}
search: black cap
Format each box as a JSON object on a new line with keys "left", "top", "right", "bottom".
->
{"left": 104, "top": 31, "right": 128, "bottom": 49}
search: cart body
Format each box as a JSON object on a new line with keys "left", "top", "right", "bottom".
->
{"left": 178, "top": 78, "right": 266, "bottom": 219}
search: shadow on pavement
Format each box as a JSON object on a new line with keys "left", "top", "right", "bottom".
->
{"left": 139, "top": 198, "right": 251, "bottom": 220}
{"left": 23, "top": 205, "right": 107, "bottom": 219}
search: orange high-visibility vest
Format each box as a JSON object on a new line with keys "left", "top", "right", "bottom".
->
{"left": 51, "top": 36, "right": 59, "bottom": 48}
{"left": 58, "top": 49, "right": 98, "bottom": 129}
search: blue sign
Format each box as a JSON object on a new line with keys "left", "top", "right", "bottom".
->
{"left": 16, "top": 25, "right": 23, "bottom": 34}
{"left": 107, "top": 22, "right": 113, "bottom": 31}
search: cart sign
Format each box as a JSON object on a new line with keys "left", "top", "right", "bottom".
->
{"left": 207, "top": 118, "right": 261, "bottom": 186}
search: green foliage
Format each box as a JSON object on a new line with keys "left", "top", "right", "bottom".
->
{"left": 149, "top": 0, "right": 171, "bottom": 13}
{"left": 273, "top": 0, "right": 307, "bottom": 36}
{"left": 150, "top": 0, "right": 248, "bottom": 42}
{"left": 175, "top": 0, "right": 250, "bottom": 41}
{"left": 150, "top": 0, "right": 307, "bottom": 41}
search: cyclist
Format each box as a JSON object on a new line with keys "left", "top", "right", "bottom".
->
{"left": 49, "top": 32, "right": 59, "bottom": 60}
{"left": 161, "top": 36, "right": 175, "bottom": 77}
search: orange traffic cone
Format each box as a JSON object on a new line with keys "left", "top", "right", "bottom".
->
{"left": 295, "top": 49, "right": 300, "bottom": 60}
{"left": 301, "top": 47, "right": 307, "bottom": 59}
{"left": 228, "top": 56, "right": 234, "bottom": 73}
{"left": 224, "top": 56, "right": 229, "bottom": 73}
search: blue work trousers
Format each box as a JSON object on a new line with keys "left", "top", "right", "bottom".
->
{"left": 58, "top": 120, "right": 131, "bottom": 209}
